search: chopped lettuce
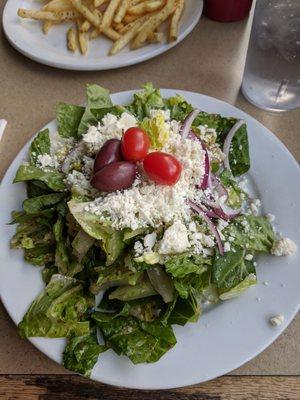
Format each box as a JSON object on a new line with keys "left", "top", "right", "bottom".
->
{"left": 23, "top": 193, "right": 65, "bottom": 214}
{"left": 127, "top": 83, "right": 164, "bottom": 120}
{"left": 19, "top": 275, "right": 92, "bottom": 338}
{"left": 212, "top": 247, "right": 257, "bottom": 298}
{"left": 14, "top": 165, "right": 66, "bottom": 192}
{"left": 90, "top": 265, "right": 142, "bottom": 294}
{"left": 224, "top": 215, "right": 276, "bottom": 253}
{"left": 63, "top": 329, "right": 106, "bottom": 377}
{"left": 93, "top": 312, "right": 176, "bottom": 364}
{"left": 56, "top": 103, "right": 85, "bottom": 138}
{"left": 68, "top": 200, "right": 125, "bottom": 265}
{"left": 165, "top": 253, "right": 211, "bottom": 279}
{"left": 139, "top": 112, "right": 170, "bottom": 149}
{"left": 77, "top": 84, "right": 113, "bottom": 136}
{"left": 109, "top": 274, "right": 157, "bottom": 301}
{"left": 29, "top": 129, "right": 51, "bottom": 166}
{"left": 162, "top": 293, "right": 201, "bottom": 326}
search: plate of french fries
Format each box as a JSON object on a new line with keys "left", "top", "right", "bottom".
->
{"left": 3, "top": 0, "right": 203, "bottom": 70}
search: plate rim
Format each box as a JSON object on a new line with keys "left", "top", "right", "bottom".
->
{"left": 0, "top": 88, "right": 299, "bottom": 389}
{"left": 2, "top": 0, "right": 203, "bottom": 71}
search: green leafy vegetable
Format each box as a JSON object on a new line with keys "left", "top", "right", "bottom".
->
{"left": 109, "top": 275, "right": 157, "bottom": 301}
{"left": 165, "top": 253, "right": 211, "bottom": 279}
{"left": 93, "top": 312, "right": 176, "bottom": 363}
{"left": 127, "top": 83, "right": 164, "bottom": 120}
{"left": 77, "top": 84, "right": 113, "bottom": 136}
{"left": 56, "top": 103, "right": 85, "bottom": 138}
{"left": 68, "top": 200, "right": 125, "bottom": 265}
{"left": 19, "top": 275, "right": 91, "bottom": 338}
{"left": 29, "top": 129, "right": 51, "bottom": 166}
{"left": 212, "top": 247, "right": 256, "bottom": 298}
{"left": 224, "top": 215, "right": 276, "bottom": 253}
{"left": 23, "top": 193, "right": 65, "bottom": 214}
{"left": 162, "top": 293, "right": 201, "bottom": 326}
{"left": 14, "top": 165, "right": 66, "bottom": 192}
{"left": 63, "top": 329, "right": 106, "bottom": 377}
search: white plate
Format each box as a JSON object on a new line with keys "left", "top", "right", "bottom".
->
{"left": 0, "top": 90, "right": 299, "bottom": 389}
{"left": 3, "top": 1, "right": 203, "bottom": 71}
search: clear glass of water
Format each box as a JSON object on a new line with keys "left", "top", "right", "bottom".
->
{"left": 242, "top": 0, "right": 300, "bottom": 111}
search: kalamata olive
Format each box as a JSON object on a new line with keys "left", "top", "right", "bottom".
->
{"left": 91, "top": 161, "right": 137, "bottom": 192}
{"left": 93, "top": 139, "right": 123, "bottom": 173}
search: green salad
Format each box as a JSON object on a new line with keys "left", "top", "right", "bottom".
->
{"left": 11, "top": 83, "right": 294, "bottom": 377}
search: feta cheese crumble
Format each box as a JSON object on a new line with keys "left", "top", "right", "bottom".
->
{"left": 84, "top": 118, "right": 206, "bottom": 231}
{"left": 271, "top": 238, "right": 297, "bottom": 256}
{"left": 269, "top": 315, "right": 284, "bottom": 326}
{"left": 158, "top": 221, "right": 190, "bottom": 255}
{"left": 36, "top": 154, "right": 58, "bottom": 169}
{"left": 82, "top": 112, "right": 137, "bottom": 153}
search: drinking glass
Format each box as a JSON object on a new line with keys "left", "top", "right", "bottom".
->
{"left": 242, "top": 0, "right": 300, "bottom": 111}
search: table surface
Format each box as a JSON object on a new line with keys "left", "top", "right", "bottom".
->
{"left": 0, "top": 1, "right": 299, "bottom": 399}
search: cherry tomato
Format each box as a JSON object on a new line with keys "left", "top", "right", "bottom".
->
{"left": 143, "top": 152, "right": 182, "bottom": 185}
{"left": 121, "top": 127, "right": 150, "bottom": 162}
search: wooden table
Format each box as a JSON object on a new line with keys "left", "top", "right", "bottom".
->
{"left": 0, "top": 2, "right": 299, "bottom": 399}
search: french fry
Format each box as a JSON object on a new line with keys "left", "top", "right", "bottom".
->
{"left": 123, "top": 13, "right": 142, "bottom": 24}
{"left": 128, "top": 1, "right": 165, "bottom": 16}
{"left": 113, "top": 0, "right": 130, "bottom": 24}
{"left": 42, "top": 0, "right": 73, "bottom": 12}
{"left": 18, "top": 8, "right": 79, "bottom": 21}
{"left": 169, "top": 0, "right": 184, "bottom": 42}
{"left": 67, "top": 27, "right": 77, "bottom": 51}
{"left": 119, "top": 14, "right": 151, "bottom": 34}
{"left": 109, "top": 18, "right": 145, "bottom": 55}
{"left": 70, "top": 0, "right": 101, "bottom": 27}
{"left": 101, "top": 0, "right": 121, "bottom": 29}
{"left": 42, "top": 20, "right": 58, "bottom": 34}
{"left": 90, "top": 27, "right": 101, "bottom": 39}
{"left": 148, "top": 31, "right": 165, "bottom": 43}
{"left": 77, "top": 20, "right": 88, "bottom": 54}
{"left": 80, "top": 19, "right": 91, "bottom": 32}
{"left": 94, "top": 0, "right": 108, "bottom": 7}
{"left": 103, "top": 27, "right": 121, "bottom": 41}
{"left": 112, "top": 22, "right": 125, "bottom": 32}
{"left": 131, "top": 0, "right": 175, "bottom": 49}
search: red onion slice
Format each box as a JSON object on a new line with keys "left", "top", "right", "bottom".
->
{"left": 180, "top": 109, "right": 200, "bottom": 139}
{"left": 209, "top": 173, "right": 228, "bottom": 200}
{"left": 223, "top": 120, "right": 245, "bottom": 171}
{"left": 189, "top": 200, "right": 224, "bottom": 256}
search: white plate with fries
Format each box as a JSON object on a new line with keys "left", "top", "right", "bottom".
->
{"left": 3, "top": 0, "right": 203, "bottom": 71}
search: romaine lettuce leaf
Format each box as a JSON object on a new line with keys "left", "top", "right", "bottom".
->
{"left": 68, "top": 200, "right": 125, "bottom": 265}
{"left": 91, "top": 265, "right": 142, "bottom": 294}
{"left": 139, "top": 112, "right": 170, "bottom": 149}
{"left": 224, "top": 215, "right": 276, "bottom": 253}
{"left": 174, "top": 269, "right": 211, "bottom": 299}
{"left": 63, "top": 329, "right": 106, "bottom": 377}
{"left": 127, "top": 83, "right": 164, "bottom": 120}
{"left": 165, "top": 253, "right": 211, "bottom": 279}
{"left": 14, "top": 165, "right": 66, "bottom": 192}
{"left": 19, "top": 274, "right": 92, "bottom": 338}
{"left": 109, "top": 274, "right": 157, "bottom": 301}
{"left": 53, "top": 217, "right": 82, "bottom": 277}
{"left": 93, "top": 312, "right": 176, "bottom": 363}
{"left": 23, "top": 193, "right": 65, "bottom": 214}
{"left": 77, "top": 84, "right": 113, "bottom": 136}
{"left": 24, "top": 244, "right": 55, "bottom": 266}
{"left": 212, "top": 247, "right": 257, "bottom": 298}
{"left": 29, "top": 129, "right": 51, "bottom": 166}
{"left": 56, "top": 103, "right": 85, "bottom": 138}
{"left": 162, "top": 293, "right": 201, "bottom": 326}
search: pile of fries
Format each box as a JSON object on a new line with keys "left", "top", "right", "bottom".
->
{"left": 17, "top": 0, "right": 185, "bottom": 56}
